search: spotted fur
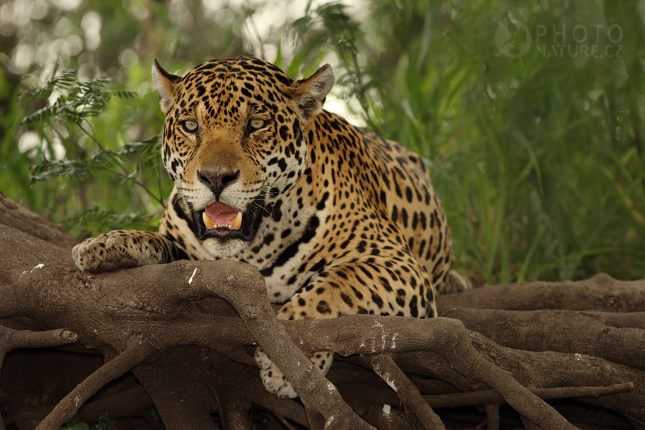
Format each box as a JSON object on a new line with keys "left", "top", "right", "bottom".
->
{"left": 72, "top": 56, "right": 468, "bottom": 398}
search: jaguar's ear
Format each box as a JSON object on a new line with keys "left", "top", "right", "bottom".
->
{"left": 287, "top": 64, "right": 335, "bottom": 122}
{"left": 152, "top": 59, "right": 181, "bottom": 115}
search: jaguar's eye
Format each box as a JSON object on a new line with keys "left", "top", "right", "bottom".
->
{"left": 249, "top": 119, "right": 265, "bottom": 129}
{"left": 183, "top": 120, "right": 198, "bottom": 132}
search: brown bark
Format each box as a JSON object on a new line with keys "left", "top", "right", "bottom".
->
{"left": 442, "top": 307, "right": 645, "bottom": 370}
{"left": 0, "top": 192, "right": 643, "bottom": 430}
{"left": 0, "top": 190, "right": 78, "bottom": 250}
{"left": 436, "top": 275, "right": 645, "bottom": 312}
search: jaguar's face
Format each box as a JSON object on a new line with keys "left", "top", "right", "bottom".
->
{"left": 152, "top": 57, "right": 334, "bottom": 257}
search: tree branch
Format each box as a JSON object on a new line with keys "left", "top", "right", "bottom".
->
{"left": 0, "top": 191, "right": 78, "bottom": 250}
{"left": 36, "top": 339, "right": 151, "bottom": 430}
{"left": 443, "top": 306, "right": 645, "bottom": 370}
{"left": 437, "top": 273, "right": 645, "bottom": 312}
{"left": 280, "top": 317, "right": 578, "bottom": 428}
{"left": 394, "top": 332, "right": 645, "bottom": 426}
{"left": 0, "top": 326, "right": 77, "bottom": 369}
{"left": 182, "top": 261, "right": 377, "bottom": 430}
{"left": 422, "top": 383, "right": 634, "bottom": 408}
{"left": 441, "top": 325, "right": 579, "bottom": 430}
{"left": 365, "top": 353, "right": 445, "bottom": 429}
{"left": 485, "top": 404, "right": 500, "bottom": 430}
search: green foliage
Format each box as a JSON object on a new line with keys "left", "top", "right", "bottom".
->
{"left": 4, "top": 67, "right": 168, "bottom": 239}
{"left": 20, "top": 74, "right": 136, "bottom": 126}
{"left": 285, "top": 0, "right": 645, "bottom": 283}
{"left": 1, "top": 0, "right": 644, "bottom": 284}
{"left": 58, "top": 413, "right": 110, "bottom": 430}
{"left": 29, "top": 136, "right": 160, "bottom": 184}
{"left": 59, "top": 206, "right": 152, "bottom": 234}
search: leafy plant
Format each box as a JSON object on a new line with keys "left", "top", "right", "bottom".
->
{"left": 11, "top": 69, "right": 169, "bottom": 238}
{"left": 284, "top": 0, "right": 645, "bottom": 283}
{"left": 28, "top": 136, "right": 160, "bottom": 185}
{"left": 20, "top": 70, "right": 136, "bottom": 125}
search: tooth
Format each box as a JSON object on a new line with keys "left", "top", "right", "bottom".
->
{"left": 203, "top": 212, "right": 215, "bottom": 230}
{"left": 232, "top": 211, "right": 243, "bottom": 230}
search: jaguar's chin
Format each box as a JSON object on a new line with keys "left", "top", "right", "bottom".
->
{"left": 201, "top": 237, "right": 250, "bottom": 259}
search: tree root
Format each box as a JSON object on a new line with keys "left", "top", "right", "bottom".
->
{"left": 365, "top": 353, "right": 445, "bottom": 429}
{"left": 281, "top": 316, "right": 579, "bottom": 428}
{"left": 443, "top": 306, "right": 645, "bottom": 370}
{"left": 0, "top": 191, "right": 78, "bottom": 250}
{"left": 0, "top": 326, "right": 77, "bottom": 369}
{"left": 171, "top": 261, "right": 378, "bottom": 430}
{"left": 422, "top": 382, "right": 634, "bottom": 407}
{"left": 0, "top": 192, "right": 643, "bottom": 429}
{"left": 485, "top": 404, "right": 500, "bottom": 430}
{"left": 2, "top": 243, "right": 642, "bottom": 429}
{"left": 36, "top": 340, "right": 151, "bottom": 430}
{"left": 437, "top": 273, "right": 645, "bottom": 312}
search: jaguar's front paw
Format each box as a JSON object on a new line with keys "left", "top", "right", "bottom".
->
{"left": 72, "top": 234, "right": 135, "bottom": 273}
{"left": 72, "top": 230, "right": 164, "bottom": 273}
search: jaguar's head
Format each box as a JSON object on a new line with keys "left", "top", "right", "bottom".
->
{"left": 152, "top": 56, "right": 334, "bottom": 257}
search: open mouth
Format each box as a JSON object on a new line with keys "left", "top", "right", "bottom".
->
{"left": 203, "top": 201, "right": 242, "bottom": 231}
{"left": 193, "top": 200, "right": 264, "bottom": 242}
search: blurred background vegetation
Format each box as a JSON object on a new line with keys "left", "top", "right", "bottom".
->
{"left": 1, "top": 0, "right": 644, "bottom": 285}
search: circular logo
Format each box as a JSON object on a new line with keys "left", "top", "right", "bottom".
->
{"left": 495, "top": 10, "right": 532, "bottom": 58}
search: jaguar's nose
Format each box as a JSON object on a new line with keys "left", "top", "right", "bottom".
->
{"left": 198, "top": 169, "right": 240, "bottom": 200}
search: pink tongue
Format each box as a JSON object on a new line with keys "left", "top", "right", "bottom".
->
{"left": 205, "top": 202, "right": 239, "bottom": 223}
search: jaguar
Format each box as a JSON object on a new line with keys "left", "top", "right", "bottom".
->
{"left": 72, "top": 56, "right": 468, "bottom": 398}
